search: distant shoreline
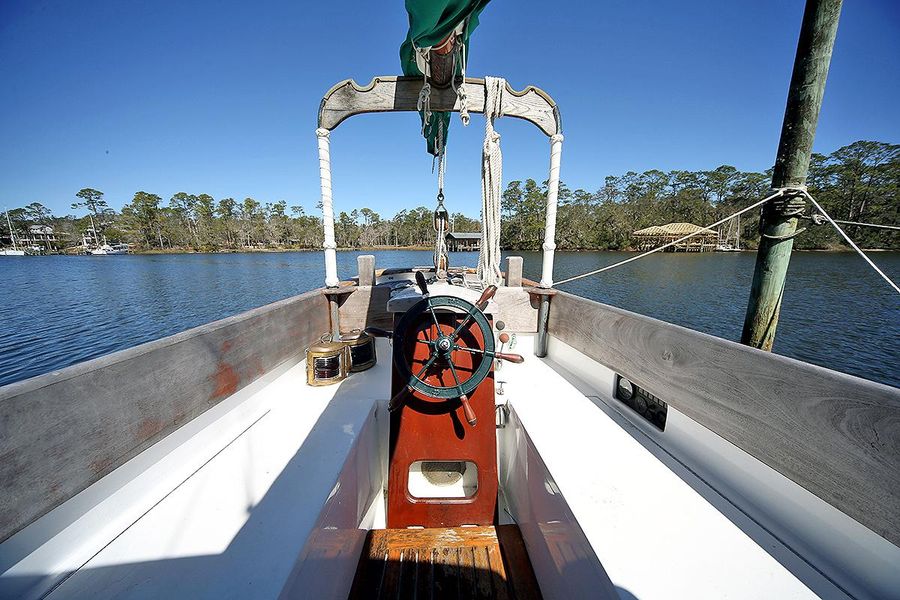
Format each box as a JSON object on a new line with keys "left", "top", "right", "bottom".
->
{"left": 22, "top": 246, "right": 897, "bottom": 257}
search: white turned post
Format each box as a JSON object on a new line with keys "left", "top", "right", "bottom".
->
{"left": 540, "top": 133, "right": 564, "bottom": 288}
{"left": 316, "top": 128, "right": 339, "bottom": 287}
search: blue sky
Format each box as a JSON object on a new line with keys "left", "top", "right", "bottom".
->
{"left": 1, "top": 0, "right": 897, "bottom": 219}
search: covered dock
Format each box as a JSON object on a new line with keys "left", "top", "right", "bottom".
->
{"left": 447, "top": 231, "right": 481, "bottom": 251}
{"left": 632, "top": 222, "right": 717, "bottom": 252}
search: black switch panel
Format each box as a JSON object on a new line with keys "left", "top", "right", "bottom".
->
{"left": 614, "top": 375, "right": 667, "bottom": 431}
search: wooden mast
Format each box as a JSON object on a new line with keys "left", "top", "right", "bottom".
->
{"left": 741, "top": 0, "right": 843, "bottom": 350}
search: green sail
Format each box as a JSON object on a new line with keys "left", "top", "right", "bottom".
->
{"left": 400, "top": 0, "right": 490, "bottom": 155}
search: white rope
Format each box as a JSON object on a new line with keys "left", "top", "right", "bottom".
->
{"left": 414, "top": 46, "right": 432, "bottom": 137}
{"left": 417, "top": 79, "right": 432, "bottom": 137}
{"left": 555, "top": 189, "right": 787, "bottom": 286}
{"left": 798, "top": 188, "right": 900, "bottom": 295}
{"left": 434, "top": 220, "right": 448, "bottom": 276}
{"left": 803, "top": 215, "right": 900, "bottom": 232}
{"left": 434, "top": 214, "right": 448, "bottom": 276}
{"left": 437, "top": 143, "right": 446, "bottom": 191}
{"left": 451, "top": 37, "right": 470, "bottom": 126}
{"left": 433, "top": 149, "right": 449, "bottom": 277}
{"left": 315, "top": 127, "right": 339, "bottom": 287}
{"left": 478, "top": 76, "right": 505, "bottom": 287}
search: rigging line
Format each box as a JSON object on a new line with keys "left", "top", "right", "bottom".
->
{"left": 555, "top": 189, "right": 787, "bottom": 286}
{"left": 797, "top": 189, "right": 900, "bottom": 296}
{"left": 799, "top": 215, "right": 900, "bottom": 232}
{"left": 433, "top": 145, "right": 449, "bottom": 277}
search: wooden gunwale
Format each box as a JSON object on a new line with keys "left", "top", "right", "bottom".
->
{"left": 0, "top": 288, "right": 330, "bottom": 543}
{"left": 547, "top": 290, "right": 900, "bottom": 546}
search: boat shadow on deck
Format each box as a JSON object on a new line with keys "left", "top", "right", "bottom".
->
{"left": 7, "top": 360, "right": 387, "bottom": 599}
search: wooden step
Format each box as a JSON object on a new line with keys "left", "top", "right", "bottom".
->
{"left": 349, "top": 525, "right": 541, "bottom": 599}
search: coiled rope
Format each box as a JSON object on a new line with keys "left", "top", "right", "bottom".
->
{"left": 477, "top": 76, "right": 505, "bottom": 287}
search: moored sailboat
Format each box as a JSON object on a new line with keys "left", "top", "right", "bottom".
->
{"left": 90, "top": 242, "right": 129, "bottom": 255}
{"left": 1, "top": 209, "right": 26, "bottom": 256}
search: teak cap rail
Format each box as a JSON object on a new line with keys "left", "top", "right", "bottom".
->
{"left": 318, "top": 76, "right": 561, "bottom": 137}
{"left": 548, "top": 291, "right": 900, "bottom": 547}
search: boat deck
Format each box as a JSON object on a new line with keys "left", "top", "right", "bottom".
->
{"left": 3, "top": 333, "right": 836, "bottom": 598}
{"left": 349, "top": 526, "right": 540, "bottom": 599}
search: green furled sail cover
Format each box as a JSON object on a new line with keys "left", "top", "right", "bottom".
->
{"left": 400, "top": 0, "right": 490, "bottom": 155}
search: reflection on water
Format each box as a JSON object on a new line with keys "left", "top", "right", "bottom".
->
{"left": 0, "top": 250, "right": 897, "bottom": 388}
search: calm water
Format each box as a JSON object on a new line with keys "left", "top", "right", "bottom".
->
{"left": 1, "top": 251, "right": 897, "bottom": 388}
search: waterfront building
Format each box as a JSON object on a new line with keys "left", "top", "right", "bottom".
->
{"left": 632, "top": 222, "right": 718, "bottom": 252}
{"left": 446, "top": 231, "right": 481, "bottom": 251}
{"left": 20, "top": 225, "right": 61, "bottom": 252}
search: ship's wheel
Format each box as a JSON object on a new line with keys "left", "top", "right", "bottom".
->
{"left": 392, "top": 294, "right": 494, "bottom": 424}
{"left": 396, "top": 294, "right": 495, "bottom": 398}
{"left": 371, "top": 272, "right": 525, "bottom": 528}
{"left": 367, "top": 272, "right": 522, "bottom": 426}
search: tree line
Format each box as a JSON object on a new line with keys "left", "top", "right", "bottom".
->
{"left": 502, "top": 140, "right": 898, "bottom": 251}
{"left": 3, "top": 140, "right": 896, "bottom": 253}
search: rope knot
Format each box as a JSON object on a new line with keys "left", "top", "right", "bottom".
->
{"left": 452, "top": 40, "right": 471, "bottom": 127}
{"left": 417, "top": 81, "right": 432, "bottom": 135}
{"left": 457, "top": 83, "right": 470, "bottom": 126}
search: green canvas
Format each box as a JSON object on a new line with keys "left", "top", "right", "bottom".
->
{"left": 400, "top": 0, "right": 490, "bottom": 155}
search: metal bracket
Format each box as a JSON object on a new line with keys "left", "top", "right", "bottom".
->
{"left": 495, "top": 401, "right": 510, "bottom": 429}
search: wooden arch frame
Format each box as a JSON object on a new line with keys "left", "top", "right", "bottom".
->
{"left": 314, "top": 75, "right": 564, "bottom": 294}
{"left": 318, "top": 76, "right": 562, "bottom": 137}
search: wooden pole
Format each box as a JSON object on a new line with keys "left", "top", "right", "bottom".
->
{"left": 741, "top": 0, "right": 842, "bottom": 350}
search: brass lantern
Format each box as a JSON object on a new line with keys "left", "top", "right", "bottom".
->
{"left": 306, "top": 335, "right": 350, "bottom": 386}
{"left": 341, "top": 330, "right": 377, "bottom": 372}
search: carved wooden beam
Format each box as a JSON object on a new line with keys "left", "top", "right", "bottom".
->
{"left": 318, "top": 76, "right": 561, "bottom": 137}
